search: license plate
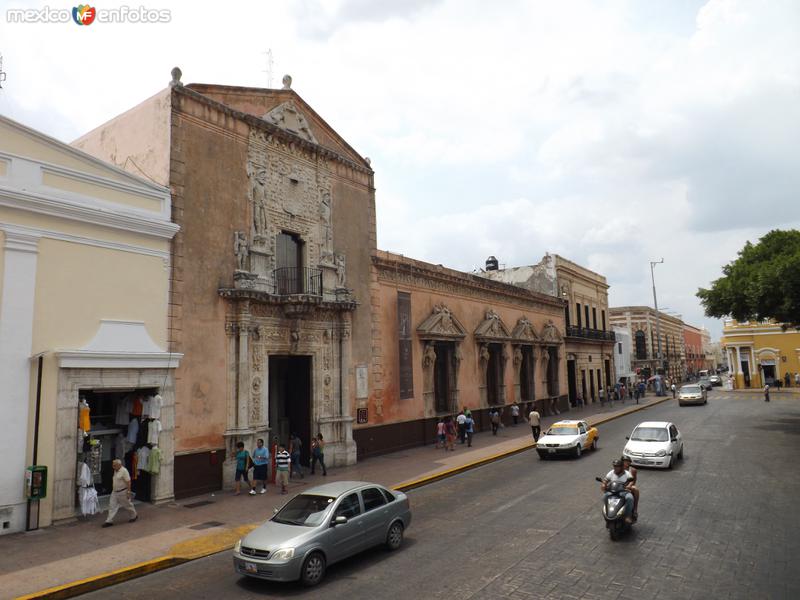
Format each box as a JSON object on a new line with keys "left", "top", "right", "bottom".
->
{"left": 548, "top": 448, "right": 556, "bottom": 454}
{"left": 245, "top": 562, "right": 258, "bottom": 574}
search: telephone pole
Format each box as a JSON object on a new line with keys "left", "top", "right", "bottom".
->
{"left": 650, "top": 258, "right": 665, "bottom": 388}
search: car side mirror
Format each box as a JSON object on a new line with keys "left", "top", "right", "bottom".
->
{"left": 625, "top": 436, "right": 629, "bottom": 440}
{"left": 332, "top": 515, "right": 348, "bottom": 526}
{"left": 273, "top": 508, "right": 279, "bottom": 515}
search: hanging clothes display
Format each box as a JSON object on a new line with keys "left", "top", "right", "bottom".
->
{"left": 115, "top": 395, "right": 131, "bottom": 425}
{"left": 147, "top": 420, "right": 162, "bottom": 446}
{"left": 126, "top": 417, "right": 139, "bottom": 445}
{"left": 147, "top": 394, "right": 163, "bottom": 420}
{"left": 79, "top": 399, "right": 91, "bottom": 432}
{"left": 136, "top": 446, "right": 151, "bottom": 473}
{"left": 147, "top": 446, "right": 162, "bottom": 474}
{"left": 76, "top": 462, "right": 98, "bottom": 516}
{"left": 130, "top": 395, "right": 143, "bottom": 417}
{"left": 87, "top": 442, "right": 102, "bottom": 483}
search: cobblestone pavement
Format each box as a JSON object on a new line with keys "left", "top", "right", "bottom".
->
{"left": 83, "top": 392, "right": 800, "bottom": 599}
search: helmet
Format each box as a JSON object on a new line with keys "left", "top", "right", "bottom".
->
{"left": 621, "top": 456, "right": 631, "bottom": 463}
{"left": 612, "top": 459, "right": 623, "bottom": 467}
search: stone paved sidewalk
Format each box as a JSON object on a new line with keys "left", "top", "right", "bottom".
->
{"left": 0, "top": 396, "right": 668, "bottom": 600}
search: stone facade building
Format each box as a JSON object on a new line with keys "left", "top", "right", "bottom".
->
{"left": 609, "top": 306, "right": 685, "bottom": 383}
{"left": 683, "top": 323, "right": 704, "bottom": 378}
{"left": 355, "top": 251, "right": 568, "bottom": 457}
{"left": 74, "top": 72, "right": 373, "bottom": 497}
{"left": 721, "top": 319, "right": 800, "bottom": 389}
{"left": 482, "top": 254, "right": 614, "bottom": 405}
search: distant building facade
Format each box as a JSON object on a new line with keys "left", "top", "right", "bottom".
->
{"left": 483, "top": 254, "right": 614, "bottom": 405}
{"left": 612, "top": 327, "right": 634, "bottom": 384}
{"left": 721, "top": 319, "right": 800, "bottom": 388}
{"left": 609, "top": 306, "right": 684, "bottom": 383}
{"left": 682, "top": 324, "right": 704, "bottom": 377}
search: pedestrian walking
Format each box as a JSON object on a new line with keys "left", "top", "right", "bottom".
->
{"left": 490, "top": 407, "right": 500, "bottom": 435}
{"left": 102, "top": 459, "right": 137, "bottom": 527}
{"left": 464, "top": 412, "right": 475, "bottom": 447}
{"left": 233, "top": 441, "right": 256, "bottom": 496}
{"left": 576, "top": 392, "right": 584, "bottom": 409}
{"left": 764, "top": 384, "right": 770, "bottom": 402}
{"left": 795, "top": 372, "right": 800, "bottom": 387}
{"left": 252, "top": 438, "right": 269, "bottom": 494}
{"left": 511, "top": 403, "right": 520, "bottom": 425}
{"left": 289, "top": 433, "right": 304, "bottom": 479}
{"left": 456, "top": 410, "right": 467, "bottom": 444}
{"left": 529, "top": 407, "right": 541, "bottom": 442}
{"left": 310, "top": 433, "right": 328, "bottom": 476}
{"left": 671, "top": 383, "right": 676, "bottom": 399}
{"left": 435, "top": 418, "right": 445, "bottom": 449}
{"left": 275, "top": 444, "right": 291, "bottom": 494}
{"left": 444, "top": 416, "right": 457, "bottom": 451}
{"left": 599, "top": 386, "right": 605, "bottom": 406}
{"left": 785, "top": 372, "right": 791, "bottom": 388}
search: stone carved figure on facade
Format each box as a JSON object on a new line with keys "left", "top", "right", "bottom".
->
{"left": 541, "top": 320, "right": 562, "bottom": 344}
{"left": 479, "top": 343, "right": 491, "bottom": 366}
{"left": 437, "top": 305, "right": 457, "bottom": 335}
{"left": 246, "top": 160, "right": 269, "bottom": 235}
{"left": 335, "top": 253, "right": 346, "bottom": 288}
{"left": 513, "top": 345, "right": 523, "bottom": 368}
{"left": 319, "top": 190, "right": 333, "bottom": 260}
{"left": 422, "top": 342, "right": 437, "bottom": 370}
{"left": 234, "top": 231, "right": 249, "bottom": 271}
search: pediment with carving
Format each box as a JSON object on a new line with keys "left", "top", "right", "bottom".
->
{"left": 262, "top": 101, "right": 318, "bottom": 144}
{"left": 540, "top": 319, "right": 563, "bottom": 344}
{"left": 511, "top": 316, "right": 539, "bottom": 344}
{"left": 417, "top": 304, "right": 467, "bottom": 340}
{"left": 474, "top": 309, "right": 511, "bottom": 342}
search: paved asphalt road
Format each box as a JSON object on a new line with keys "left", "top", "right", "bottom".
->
{"left": 84, "top": 392, "right": 800, "bottom": 599}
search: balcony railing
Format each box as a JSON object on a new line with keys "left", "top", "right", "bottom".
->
{"left": 566, "top": 326, "right": 616, "bottom": 342}
{"left": 273, "top": 267, "right": 322, "bottom": 297}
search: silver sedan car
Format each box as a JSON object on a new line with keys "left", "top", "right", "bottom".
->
{"left": 679, "top": 384, "right": 708, "bottom": 406}
{"left": 232, "top": 481, "right": 411, "bottom": 586}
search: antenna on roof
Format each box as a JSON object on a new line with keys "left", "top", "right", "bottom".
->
{"left": 262, "top": 49, "right": 274, "bottom": 88}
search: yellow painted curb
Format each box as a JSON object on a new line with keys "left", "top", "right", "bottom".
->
{"left": 18, "top": 397, "right": 672, "bottom": 599}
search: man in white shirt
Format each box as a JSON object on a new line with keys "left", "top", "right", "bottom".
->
{"left": 103, "top": 459, "right": 137, "bottom": 527}
{"left": 528, "top": 408, "right": 541, "bottom": 442}
{"left": 456, "top": 411, "right": 467, "bottom": 444}
{"left": 601, "top": 459, "right": 634, "bottom": 523}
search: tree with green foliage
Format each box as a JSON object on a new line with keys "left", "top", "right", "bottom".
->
{"left": 697, "top": 229, "right": 800, "bottom": 329}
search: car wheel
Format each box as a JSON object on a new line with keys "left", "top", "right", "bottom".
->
{"left": 575, "top": 443, "right": 582, "bottom": 458}
{"left": 666, "top": 454, "right": 673, "bottom": 470}
{"left": 386, "top": 521, "right": 404, "bottom": 551}
{"left": 609, "top": 528, "right": 619, "bottom": 541}
{"left": 591, "top": 438, "right": 598, "bottom": 451}
{"left": 678, "top": 446, "right": 684, "bottom": 460}
{"left": 300, "top": 552, "right": 326, "bottom": 587}
{"left": 538, "top": 452, "right": 547, "bottom": 460}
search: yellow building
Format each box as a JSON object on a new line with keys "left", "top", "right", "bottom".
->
{"left": 721, "top": 319, "right": 800, "bottom": 389}
{"left": 0, "top": 115, "right": 180, "bottom": 533}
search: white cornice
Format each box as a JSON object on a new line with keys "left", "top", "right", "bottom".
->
{"left": 1, "top": 223, "right": 41, "bottom": 253}
{"left": 0, "top": 185, "right": 179, "bottom": 240}
{"left": 0, "top": 222, "right": 169, "bottom": 261}
{"left": 56, "top": 351, "right": 182, "bottom": 369}
{"left": 40, "top": 161, "right": 167, "bottom": 202}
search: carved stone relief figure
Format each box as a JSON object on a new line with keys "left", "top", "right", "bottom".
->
{"left": 479, "top": 343, "right": 491, "bottom": 366}
{"left": 422, "top": 342, "right": 437, "bottom": 369}
{"left": 513, "top": 345, "right": 523, "bottom": 368}
{"left": 335, "top": 253, "right": 346, "bottom": 288}
{"left": 246, "top": 160, "right": 269, "bottom": 235}
{"left": 234, "top": 231, "right": 249, "bottom": 271}
{"left": 319, "top": 190, "right": 333, "bottom": 261}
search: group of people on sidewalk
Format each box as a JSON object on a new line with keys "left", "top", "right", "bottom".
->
{"left": 234, "top": 433, "right": 329, "bottom": 496}
{"left": 435, "top": 402, "right": 549, "bottom": 449}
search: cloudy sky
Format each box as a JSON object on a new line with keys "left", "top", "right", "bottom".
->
{"left": 1, "top": 0, "right": 798, "bottom": 338}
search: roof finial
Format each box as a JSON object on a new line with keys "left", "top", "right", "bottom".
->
{"left": 170, "top": 66, "right": 183, "bottom": 87}
{"left": 282, "top": 74, "right": 292, "bottom": 90}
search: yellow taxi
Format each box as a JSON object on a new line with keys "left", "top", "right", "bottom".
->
{"left": 536, "top": 420, "right": 599, "bottom": 459}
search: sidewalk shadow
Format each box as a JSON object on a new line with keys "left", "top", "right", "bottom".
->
{"left": 234, "top": 538, "right": 419, "bottom": 595}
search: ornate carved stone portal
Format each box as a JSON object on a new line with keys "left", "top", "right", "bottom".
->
{"left": 417, "top": 304, "right": 466, "bottom": 416}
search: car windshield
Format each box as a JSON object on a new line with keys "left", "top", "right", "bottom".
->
{"left": 548, "top": 426, "right": 579, "bottom": 435}
{"left": 272, "top": 494, "right": 336, "bottom": 527}
{"left": 630, "top": 427, "right": 669, "bottom": 442}
{"left": 682, "top": 386, "right": 701, "bottom": 393}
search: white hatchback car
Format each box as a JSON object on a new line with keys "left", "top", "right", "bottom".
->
{"left": 622, "top": 421, "right": 683, "bottom": 469}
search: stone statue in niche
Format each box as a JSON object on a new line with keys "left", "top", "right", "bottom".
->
{"left": 513, "top": 346, "right": 523, "bottom": 367}
{"left": 479, "top": 344, "right": 490, "bottom": 365}
{"left": 319, "top": 190, "right": 333, "bottom": 257}
{"left": 422, "top": 343, "right": 437, "bottom": 369}
{"left": 335, "top": 253, "right": 346, "bottom": 288}
{"left": 234, "top": 231, "right": 249, "bottom": 271}
{"left": 246, "top": 160, "right": 269, "bottom": 235}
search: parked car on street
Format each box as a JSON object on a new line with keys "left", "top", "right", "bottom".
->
{"left": 623, "top": 421, "right": 683, "bottom": 469}
{"left": 536, "top": 420, "right": 599, "bottom": 459}
{"left": 233, "top": 481, "right": 411, "bottom": 586}
{"left": 679, "top": 384, "right": 708, "bottom": 406}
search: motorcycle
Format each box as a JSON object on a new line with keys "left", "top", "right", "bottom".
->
{"left": 595, "top": 476, "right": 636, "bottom": 540}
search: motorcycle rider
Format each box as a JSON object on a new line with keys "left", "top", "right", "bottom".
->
{"left": 600, "top": 459, "right": 635, "bottom": 524}
{"left": 621, "top": 456, "right": 639, "bottom": 518}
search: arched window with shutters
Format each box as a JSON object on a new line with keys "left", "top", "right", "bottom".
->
{"left": 635, "top": 330, "right": 647, "bottom": 360}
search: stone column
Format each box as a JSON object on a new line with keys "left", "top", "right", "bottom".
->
{"left": 0, "top": 226, "right": 40, "bottom": 534}
{"left": 237, "top": 321, "right": 251, "bottom": 430}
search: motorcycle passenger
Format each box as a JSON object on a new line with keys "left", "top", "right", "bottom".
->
{"left": 621, "top": 456, "right": 639, "bottom": 518}
{"left": 601, "top": 459, "right": 635, "bottom": 524}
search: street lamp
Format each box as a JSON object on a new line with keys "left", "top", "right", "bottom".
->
{"left": 650, "top": 258, "right": 666, "bottom": 390}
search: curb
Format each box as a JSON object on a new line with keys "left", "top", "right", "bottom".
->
{"left": 16, "top": 397, "right": 670, "bottom": 599}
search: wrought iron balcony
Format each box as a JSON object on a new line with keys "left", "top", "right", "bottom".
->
{"left": 566, "top": 326, "right": 616, "bottom": 342}
{"left": 273, "top": 267, "right": 322, "bottom": 297}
